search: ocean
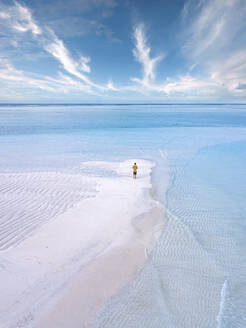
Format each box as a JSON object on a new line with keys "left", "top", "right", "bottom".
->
{"left": 0, "top": 104, "right": 246, "bottom": 327}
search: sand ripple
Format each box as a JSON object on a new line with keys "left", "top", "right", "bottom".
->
{"left": 0, "top": 172, "right": 97, "bottom": 251}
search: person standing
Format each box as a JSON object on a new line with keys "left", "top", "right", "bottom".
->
{"left": 132, "top": 162, "right": 138, "bottom": 179}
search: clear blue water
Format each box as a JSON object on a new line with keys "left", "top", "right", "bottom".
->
{"left": 1, "top": 104, "right": 246, "bottom": 327}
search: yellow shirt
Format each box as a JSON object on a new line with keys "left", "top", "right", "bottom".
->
{"left": 132, "top": 165, "right": 138, "bottom": 172}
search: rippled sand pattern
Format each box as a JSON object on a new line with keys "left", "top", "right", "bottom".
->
{"left": 0, "top": 172, "right": 97, "bottom": 250}
{"left": 93, "top": 142, "right": 246, "bottom": 328}
{"left": 92, "top": 211, "right": 224, "bottom": 328}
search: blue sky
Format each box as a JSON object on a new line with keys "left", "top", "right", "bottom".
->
{"left": 0, "top": 0, "right": 246, "bottom": 102}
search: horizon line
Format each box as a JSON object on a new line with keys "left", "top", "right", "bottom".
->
{"left": 0, "top": 102, "right": 246, "bottom": 106}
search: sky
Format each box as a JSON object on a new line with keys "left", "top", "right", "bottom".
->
{"left": 0, "top": 0, "right": 246, "bottom": 103}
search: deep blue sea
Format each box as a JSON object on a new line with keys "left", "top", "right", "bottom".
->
{"left": 1, "top": 104, "right": 246, "bottom": 327}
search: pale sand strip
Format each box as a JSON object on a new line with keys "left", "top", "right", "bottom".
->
{"left": 36, "top": 204, "right": 165, "bottom": 328}
{"left": 1, "top": 159, "right": 166, "bottom": 328}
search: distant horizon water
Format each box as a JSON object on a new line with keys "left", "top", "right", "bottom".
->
{"left": 1, "top": 102, "right": 246, "bottom": 106}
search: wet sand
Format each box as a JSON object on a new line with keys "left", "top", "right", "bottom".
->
{"left": 37, "top": 204, "right": 165, "bottom": 328}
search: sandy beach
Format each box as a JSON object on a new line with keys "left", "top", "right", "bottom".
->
{"left": 0, "top": 159, "right": 166, "bottom": 328}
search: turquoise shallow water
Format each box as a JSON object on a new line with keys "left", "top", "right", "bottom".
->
{"left": 1, "top": 104, "right": 246, "bottom": 327}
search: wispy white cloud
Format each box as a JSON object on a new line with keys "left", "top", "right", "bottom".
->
{"left": 0, "top": 1, "right": 42, "bottom": 35}
{"left": 46, "top": 72, "right": 97, "bottom": 94}
{"left": 182, "top": 0, "right": 245, "bottom": 57}
{"left": 132, "top": 24, "right": 164, "bottom": 87}
{"left": 129, "top": 23, "right": 211, "bottom": 97}
{"left": 209, "top": 49, "right": 246, "bottom": 92}
{"left": 181, "top": 0, "right": 246, "bottom": 96}
{"left": 79, "top": 55, "right": 91, "bottom": 73}
{"left": 162, "top": 75, "right": 219, "bottom": 96}
{"left": 44, "top": 32, "right": 110, "bottom": 90}
{"left": 0, "top": 57, "right": 99, "bottom": 96}
{"left": 106, "top": 80, "right": 118, "bottom": 91}
{"left": 0, "top": 12, "right": 10, "bottom": 19}
{"left": 45, "top": 32, "right": 91, "bottom": 84}
{"left": 0, "top": 1, "right": 117, "bottom": 95}
{"left": 136, "top": 0, "right": 246, "bottom": 99}
{"left": 128, "top": 20, "right": 240, "bottom": 98}
{"left": 0, "top": 58, "right": 55, "bottom": 92}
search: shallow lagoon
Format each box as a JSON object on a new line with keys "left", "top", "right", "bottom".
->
{"left": 1, "top": 104, "right": 246, "bottom": 327}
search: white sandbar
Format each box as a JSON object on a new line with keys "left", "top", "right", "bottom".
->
{"left": 0, "top": 159, "right": 165, "bottom": 328}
